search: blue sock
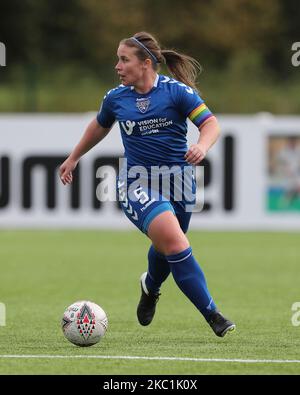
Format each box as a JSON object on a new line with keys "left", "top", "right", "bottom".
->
{"left": 145, "top": 245, "right": 171, "bottom": 294}
{"left": 167, "top": 247, "right": 217, "bottom": 320}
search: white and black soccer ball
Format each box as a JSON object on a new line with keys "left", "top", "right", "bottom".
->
{"left": 61, "top": 301, "right": 108, "bottom": 347}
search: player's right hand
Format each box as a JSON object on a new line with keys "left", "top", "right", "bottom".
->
{"left": 59, "top": 157, "right": 78, "bottom": 185}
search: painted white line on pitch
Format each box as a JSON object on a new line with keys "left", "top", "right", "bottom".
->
{"left": 0, "top": 355, "right": 300, "bottom": 364}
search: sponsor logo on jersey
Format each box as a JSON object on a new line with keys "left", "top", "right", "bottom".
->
{"left": 120, "top": 120, "right": 136, "bottom": 135}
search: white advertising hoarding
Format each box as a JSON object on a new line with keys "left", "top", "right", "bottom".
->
{"left": 0, "top": 113, "right": 300, "bottom": 229}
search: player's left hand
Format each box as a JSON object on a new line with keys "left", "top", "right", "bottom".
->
{"left": 185, "top": 144, "right": 206, "bottom": 164}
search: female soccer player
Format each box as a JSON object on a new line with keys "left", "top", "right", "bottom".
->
{"left": 60, "top": 32, "right": 235, "bottom": 337}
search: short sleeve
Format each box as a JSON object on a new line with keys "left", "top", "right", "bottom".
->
{"left": 96, "top": 91, "right": 115, "bottom": 128}
{"left": 178, "top": 85, "right": 214, "bottom": 128}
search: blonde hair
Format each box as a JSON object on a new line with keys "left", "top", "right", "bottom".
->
{"left": 120, "top": 31, "right": 201, "bottom": 91}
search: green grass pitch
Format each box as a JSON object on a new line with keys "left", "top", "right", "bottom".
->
{"left": 0, "top": 230, "right": 300, "bottom": 375}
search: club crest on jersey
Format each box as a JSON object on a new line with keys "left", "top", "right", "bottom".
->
{"left": 136, "top": 97, "right": 150, "bottom": 113}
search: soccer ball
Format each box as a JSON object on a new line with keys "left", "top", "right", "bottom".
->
{"left": 61, "top": 301, "right": 108, "bottom": 347}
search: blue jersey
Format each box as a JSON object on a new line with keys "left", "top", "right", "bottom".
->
{"left": 97, "top": 74, "right": 213, "bottom": 169}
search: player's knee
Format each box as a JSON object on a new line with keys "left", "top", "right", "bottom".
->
{"left": 147, "top": 210, "right": 190, "bottom": 255}
{"left": 163, "top": 238, "right": 190, "bottom": 256}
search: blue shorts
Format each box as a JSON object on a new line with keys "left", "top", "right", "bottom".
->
{"left": 117, "top": 166, "right": 196, "bottom": 234}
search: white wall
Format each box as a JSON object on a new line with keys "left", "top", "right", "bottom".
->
{"left": 1, "top": 113, "right": 300, "bottom": 229}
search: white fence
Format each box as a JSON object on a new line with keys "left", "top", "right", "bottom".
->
{"left": 0, "top": 113, "right": 300, "bottom": 229}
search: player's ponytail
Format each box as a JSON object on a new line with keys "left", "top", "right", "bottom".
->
{"left": 121, "top": 32, "right": 201, "bottom": 91}
{"left": 160, "top": 50, "right": 201, "bottom": 91}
